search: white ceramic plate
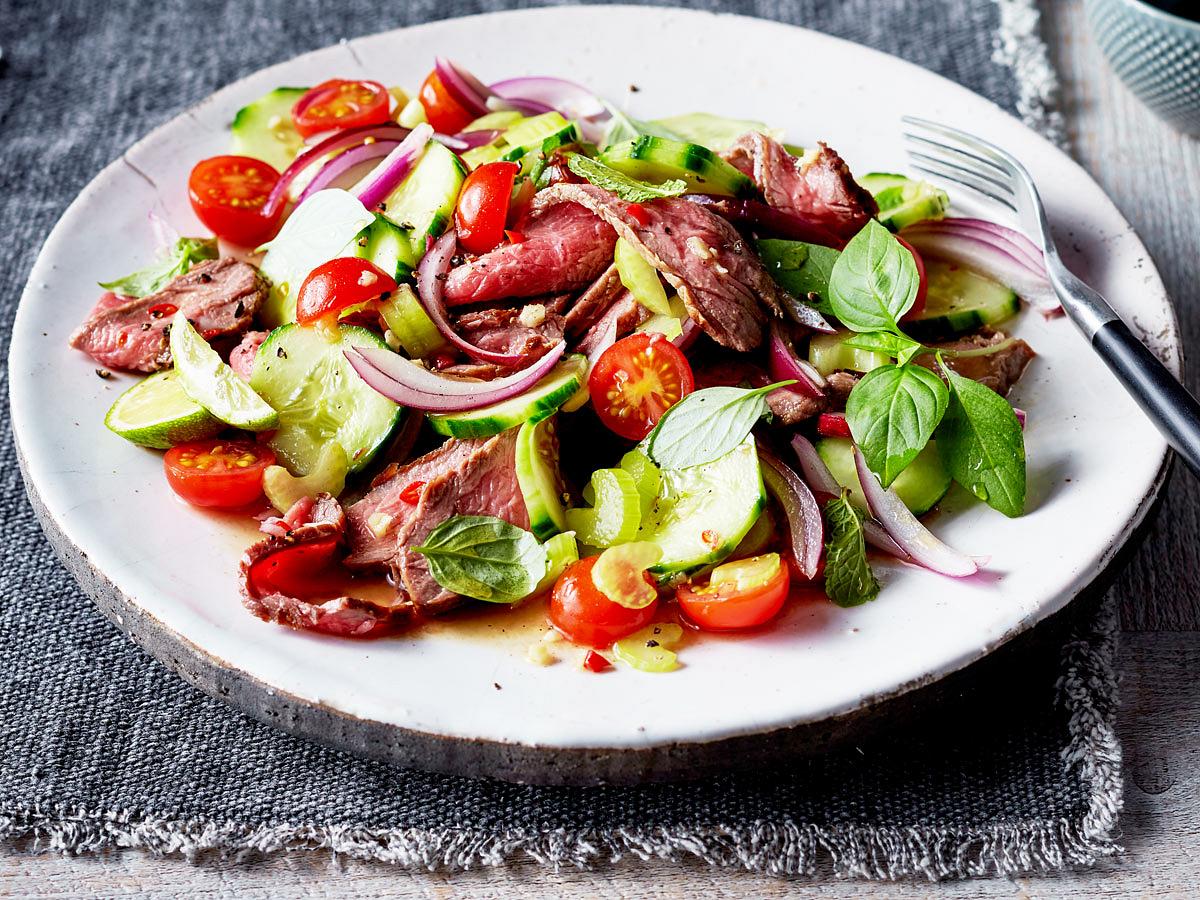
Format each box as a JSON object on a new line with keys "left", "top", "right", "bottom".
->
{"left": 10, "top": 6, "right": 1177, "bottom": 780}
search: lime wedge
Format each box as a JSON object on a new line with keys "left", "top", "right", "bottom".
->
{"left": 104, "top": 370, "right": 222, "bottom": 449}
{"left": 169, "top": 313, "right": 278, "bottom": 431}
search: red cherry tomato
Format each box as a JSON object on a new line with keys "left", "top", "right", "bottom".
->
{"left": 454, "top": 161, "right": 520, "bottom": 255}
{"left": 247, "top": 538, "right": 348, "bottom": 601}
{"left": 163, "top": 440, "right": 275, "bottom": 510}
{"left": 295, "top": 257, "right": 398, "bottom": 326}
{"left": 588, "top": 332, "right": 696, "bottom": 441}
{"left": 897, "top": 236, "right": 928, "bottom": 320}
{"left": 291, "top": 79, "right": 391, "bottom": 139}
{"left": 417, "top": 70, "right": 474, "bottom": 134}
{"left": 188, "top": 156, "right": 284, "bottom": 247}
{"left": 677, "top": 553, "right": 790, "bottom": 632}
{"left": 550, "top": 556, "right": 659, "bottom": 649}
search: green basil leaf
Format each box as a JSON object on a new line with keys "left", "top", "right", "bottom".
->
{"left": 846, "top": 363, "right": 949, "bottom": 486}
{"left": 842, "top": 331, "right": 925, "bottom": 365}
{"left": 647, "top": 382, "right": 794, "bottom": 470}
{"left": 414, "top": 515, "right": 548, "bottom": 604}
{"left": 98, "top": 237, "right": 218, "bottom": 298}
{"left": 823, "top": 491, "right": 880, "bottom": 607}
{"left": 566, "top": 153, "right": 688, "bottom": 203}
{"left": 936, "top": 364, "right": 1026, "bottom": 517}
{"left": 827, "top": 219, "right": 919, "bottom": 332}
{"left": 755, "top": 238, "right": 841, "bottom": 315}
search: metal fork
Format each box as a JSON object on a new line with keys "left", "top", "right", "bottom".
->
{"left": 901, "top": 116, "right": 1200, "bottom": 477}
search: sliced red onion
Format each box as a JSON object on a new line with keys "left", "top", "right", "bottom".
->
{"left": 355, "top": 124, "right": 433, "bottom": 213}
{"left": 489, "top": 76, "right": 609, "bottom": 122}
{"left": 347, "top": 341, "right": 566, "bottom": 412}
{"left": 757, "top": 445, "right": 823, "bottom": 579}
{"left": 789, "top": 435, "right": 910, "bottom": 561}
{"left": 768, "top": 322, "right": 826, "bottom": 398}
{"left": 900, "top": 218, "right": 1057, "bottom": 313}
{"left": 1014, "top": 407, "right": 1027, "bottom": 430}
{"left": 853, "top": 446, "right": 977, "bottom": 577}
{"left": 487, "top": 94, "right": 554, "bottom": 116}
{"left": 673, "top": 317, "right": 701, "bottom": 351}
{"left": 297, "top": 140, "right": 398, "bottom": 203}
{"left": 434, "top": 128, "right": 501, "bottom": 151}
{"left": 683, "top": 195, "right": 844, "bottom": 248}
{"left": 435, "top": 58, "right": 494, "bottom": 118}
{"left": 415, "top": 230, "right": 529, "bottom": 366}
{"left": 266, "top": 124, "right": 411, "bottom": 214}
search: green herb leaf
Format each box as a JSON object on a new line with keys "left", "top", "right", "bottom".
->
{"left": 98, "top": 237, "right": 218, "bottom": 298}
{"left": 935, "top": 362, "right": 1026, "bottom": 517}
{"left": 823, "top": 491, "right": 880, "bottom": 607}
{"left": 755, "top": 238, "right": 841, "bottom": 315}
{"left": 599, "top": 102, "right": 684, "bottom": 149}
{"left": 846, "top": 363, "right": 949, "bottom": 486}
{"left": 646, "top": 382, "right": 795, "bottom": 470}
{"left": 414, "top": 515, "right": 548, "bottom": 604}
{"left": 566, "top": 153, "right": 688, "bottom": 203}
{"left": 842, "top": 331, "right": 925, "bottom": 365}
{"left": 827, "top": 219, "right": 919, "bottom": 332}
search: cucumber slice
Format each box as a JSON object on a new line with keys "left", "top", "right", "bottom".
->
{"left": 230, "top": 87, "right": 308, "bottom": 172}
{"left": 169, "top": 315, "right": 278, "bottom": 431}
{"left": 648, "top": 113, "right": 781, "bottom": 153}
{"left": 378, "top": 283, "right": 447, "bottom": 359}
{"left": 637, "top": 436, "right": 765, "bottom": 579}
{"left": 566, "top": 468, "right": 642, "bottom": 548}
{"left": 378, "top": 141, "right": 467, "bottom": 262}
{"left": 263, "top": 443, "right": 349, "bottom": 513}
{"left": 859, "top": 172, "right": 949, "bottom": 231}
{"left": 427, "top": 355, "right": 587, "bottom": 440}
{"left": 817, "top": 436, "right": 951, "bottom": 515}
{"left": 351, "top": 214, "right": 414, "bottom": 282}
{"left": 249, "top": 324, "right": 401, "bottom": 475}
{"left": 464, "top": 110, "right": 525, "bottom": 132}
{"left": 464, "top": 111, "right": 572, "bottom": 169}
{"left": 104, "top": 369, "right": 222, "bottom": 449}
{"left": 755, "top": 238, "right": 841, "bottom": 314}
{"left": 599, "top": 135, "right": 756, "bottom": 198}
{"left": 615, "top": 237, "right": 672, "bottom": 315}
{"left": 905, "top": 259, "right": 1021, "bottom": 341}
{"left": 515, "top": 416, "right": 568, "bottom": 540}
{"left": 808, "top": 331, "right": 890, "bottom": 377}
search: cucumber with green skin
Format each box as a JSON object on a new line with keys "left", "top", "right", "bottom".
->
{"left": 463, "top": 112, "right": 570, "bottom": 169}
{"left": 599, "top": 135, "right": 756, "bottom": 198}
{"left": 859, "top": 172, "right": 949, "bottom": 231}
{"left": 249, "top": 324, "right": 401, "bottom": 476}
{"left": 104, "top": 370, "right": 222, "bottom": 449}
{"left": 904, "top": 259, "right": 1021, "bottom": 341}
{"left": 377, "top": 141, "right": 467, "bottom": 264}
{"left": 515, "top": 416, "right": 568, "bottom": 541}
{"left": 351, "top": 214, "right": 414, "bottom": 282}
{"left": 229, "top": 87, "right": 308, "bottom": 172}
{"left": 817, "top": 436, "right": 951, "bottom": 515}
{"left": 427, "top": 355, "right": 588, "bottom": 440}
{"left": 808, "top": 331, "right": 890, "bottom": 377}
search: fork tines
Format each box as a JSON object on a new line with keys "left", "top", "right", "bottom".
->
{"left": 900, "top": 116, "right": 1021, "bottom": 211}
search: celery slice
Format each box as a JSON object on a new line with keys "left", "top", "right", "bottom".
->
{"left": 615, "top": 237, "right": 672, "bottom": 316}
{"left": 565, "top": 468, "right": 641, "bottom": 547}
{"left": 613, "top": 623, "right": 683, "bottom": 673}
{"left": 592, "top": 542, "right": 662, "bottom": 609}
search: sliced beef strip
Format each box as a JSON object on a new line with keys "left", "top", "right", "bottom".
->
{"left": 928, "top": 329, "right": 1036, "bottom": 396}
{"left": 564, "top": 263, "right": 624, "bottom": 337}
{"left": 443, "top": 202, "right": 617, "bottom": 305}
{"left": 240, "top": 494, "right": 412, "bottom": 638}
{"left": 767, "top": 387, "right": 826, "bottom": 425}
{"left": 575, "top": 290, "right": 649, "bottom": 357}
{"left": 532, "top": 184, "right": 787, "bottom": 352}
{"left": 229, "top": 330, "right": 268, "bottom": 381}
{"left": 70, "top": 257, "right": 267, "bottom": 373}
{"left": 723, "top": 133, "right": 877, "bottom": 241}
{"left": 454, "top": 303, "right": 566, "bottom": 361}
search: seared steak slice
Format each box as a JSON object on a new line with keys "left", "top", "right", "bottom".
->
{"left": 229, "top": 330, "right": 268, "bottom": 381}
{"left": 70, "top": 258, "right": 267, "bottom": 372}
{"left": 564, "top": 263, "right": 624, "bottom": 336}
{"left": 575, "top": 290, "right": 648, "bottom": 357}
{"left": 929, "top": 330, "right": 1036, "bottom": 396}
{"left": 455, "top": 303, "right": 566, "bottom": 362}
{"left": 723, "top": 133, "right": 877, "bottom": 241}
{"left": 533, "top": 184, "right": 786, "bottom": 352}
{"left": 240, "top": 494, "right": 412, "bottom": 638}
{"left": 443, "top": 202, "right": 617, "bottom": 305}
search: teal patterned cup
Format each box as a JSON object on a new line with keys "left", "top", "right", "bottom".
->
{"left": 1086, "top": 0, "right": 1200, "bottom": 136}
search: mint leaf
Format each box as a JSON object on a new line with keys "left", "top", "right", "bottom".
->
{"left": 823, "top": 491, "right": 880, "bottom": 607}
{"left": 842, "top": 331, "right": 925, "bottom": 365}
{"left": 99, "top": 237, "right": 218, "bottom": 298}
{"left": 566, "top": 153, "right": 688, "bottom": 203}
{"left": 647, "top": 382, "right": 795, "bottom": 470}
{"left": 828, "top": 219, "right": 919, "bottom": 332}
{"left": 415, "top": 515, "right": 548, "bottom": 604}
{"left": 846, "top": 363, "right": 949, "bottom": 486}
{"left": 936, "top": 363, "right": 1026, "bottom": 517}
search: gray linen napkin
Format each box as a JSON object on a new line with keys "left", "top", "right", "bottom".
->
{"left": 0, "top": 0, "right": 1122, "bottom": 880}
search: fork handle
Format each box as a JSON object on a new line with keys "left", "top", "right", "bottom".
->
{"left": 1092, "top": 319, "right": 1200, "bottom": 476}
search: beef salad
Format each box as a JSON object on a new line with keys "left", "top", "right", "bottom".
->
{"left": 77, "top": 63, "right": 1054, "bottom": 672}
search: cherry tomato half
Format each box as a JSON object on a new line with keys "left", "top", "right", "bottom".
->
{"left": 897, "top": 236, "right": 928, "bottom": 321}
{"left": 677, "top": 553, "right": 790, "bottom": 632}
{"left": 418, "top": 70, "right": 475, "bottom": 134}
{"left": 163, "top": 439, "right": 275, "bottom": 510}
{"left": 188, "top": 155, "right": 283, "bottom": 247}
{"left": 291, "top": 79, "right": 391, "bottom": 139}
{"left": 588, "top": 332, "right": 695, "bottom": 441}
{"left": 454, "top": 161, "right": 519, "bottom": 255}
{"left": 550, "top": 556, "right": 659, "bottom": 649}
{"left": 295, "top": 257, "right": 398, "bottom": 326}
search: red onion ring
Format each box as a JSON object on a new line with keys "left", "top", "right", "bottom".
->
{"left": 853, "top": 446, "right": 977, "bottom": 577}
{"left": 489, "top": 76, "right": 608, "bottom": 121}
{"left": 434, "top": 129, "right": 502, "bottom": 151}
{"left": 355, "top": 124, "right": 433, "bottom": 213}
{"left": 767, "top": 322, "right": 826, "bottom": 398}
{"left": 296, "top": 140, "right": 399, "bottom": 204}
{"left": 673, "top": 317, "right": 701, "bottom": 351}
{"left": 346, "top": 341, "right": 567, "bottom": 412}
{"left": 757, "top": 444, "right": 823, "bottom": 579}
{"left": 434, "top": 58, "right": 494, "bottom": 118}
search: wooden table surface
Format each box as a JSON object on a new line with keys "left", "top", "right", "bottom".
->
{"left": 5, "top": 2, "right": 1200, "bottom": 896}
